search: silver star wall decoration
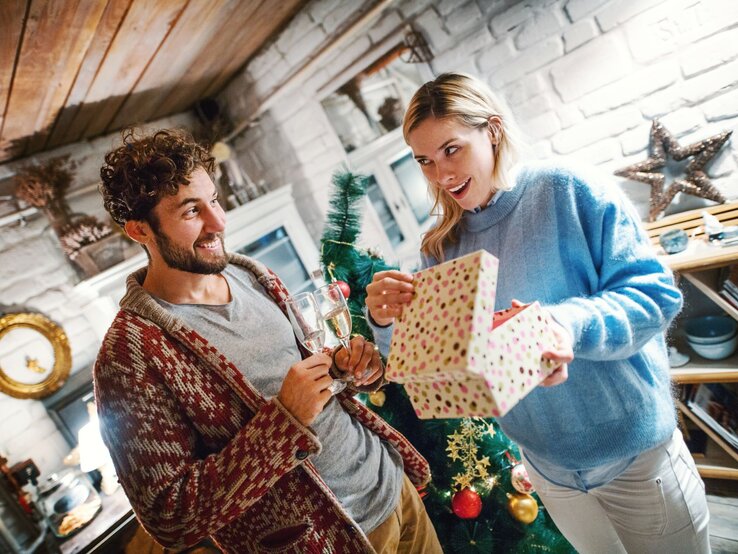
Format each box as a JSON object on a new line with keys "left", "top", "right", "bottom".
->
{"left": 614, "top": 120, "right": 731, "bottom": 221}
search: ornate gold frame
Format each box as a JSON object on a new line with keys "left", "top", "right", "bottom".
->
{"left": 0, "top": 313, "right": 71, "bottom": 399}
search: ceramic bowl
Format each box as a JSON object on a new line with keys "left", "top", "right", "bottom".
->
{"left": 684, "top": 315, "right": 738, "bottom": 344}
{"left": 687, "top": 334, "right": 738, "bottom": 360}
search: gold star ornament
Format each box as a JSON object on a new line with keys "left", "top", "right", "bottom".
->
{"left": 614, "top": 120, "right": 731, "bottom": 221}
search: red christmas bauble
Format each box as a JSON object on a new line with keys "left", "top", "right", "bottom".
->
{"left": 451, "top": 488, "right": 482, "bottom": 519}
{"left": 335, "top": 280, "right": 351, "bottom": 299}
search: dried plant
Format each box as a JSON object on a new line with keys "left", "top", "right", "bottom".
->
{"left": 59, "top": 216, "right": 112, "bottom": 259}
{"left": 13, "top": 156, "right": 74, "bottom": 218}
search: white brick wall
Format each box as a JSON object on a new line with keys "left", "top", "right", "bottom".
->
{"left": 219, "top": 0, "right": 738, "bottom": 263}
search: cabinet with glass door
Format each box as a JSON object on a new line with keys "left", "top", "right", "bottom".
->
{"left": 349, "top": 128, "right": 434, "bottom": 270}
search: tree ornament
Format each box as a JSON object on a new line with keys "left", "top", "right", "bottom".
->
{"left": 510, "top": 462, "right": 535, "bottom": 494}
{"left": 368, "top": 390, "right": 386, "bottom": 407}
{"left": 334, "top": 280, "right": 351, "bottom": 299}
{"left": 507, "top": 493, "right": 538, "bottom": 524}
{"left": 452, "top": 488, "right": 482, "bottom": 519}
{"left": 614, "top": 119, "right": 730, "bottom": 221}
{"left": 447, "top": 418, "right": 495, "bottom": 490}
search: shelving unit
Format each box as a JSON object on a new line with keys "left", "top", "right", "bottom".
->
{"left": 645, "top": 201, "right": 738, "bottom": 481}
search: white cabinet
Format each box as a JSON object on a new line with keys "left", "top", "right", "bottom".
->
{"left": 348, "top": 128, "right": 435, "bottom": 270}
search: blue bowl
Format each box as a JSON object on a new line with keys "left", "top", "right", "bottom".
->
{"left": 684, "top": 316, "right": 738, "bottom": 344}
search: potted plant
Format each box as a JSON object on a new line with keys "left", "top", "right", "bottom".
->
{"left": 14, "top": 157, "right": 125, "bottom": 277}
{"left": 13, "top": 156, "right": 74, "bottom": 233}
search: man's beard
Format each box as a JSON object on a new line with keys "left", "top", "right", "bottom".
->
{"left": 154, "top": 231, "right": 228, "bottom": 274}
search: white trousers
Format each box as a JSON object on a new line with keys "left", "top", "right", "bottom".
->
{"left": 522, "top": 430, "right": 711, "bottom": 553}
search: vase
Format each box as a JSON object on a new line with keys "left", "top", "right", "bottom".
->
{"left": 72, "top": 234, "right": 126, "bottom": 278}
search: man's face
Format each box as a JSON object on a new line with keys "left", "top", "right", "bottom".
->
{"left": 147, "top": 167, "right": 227, "bottom": 274}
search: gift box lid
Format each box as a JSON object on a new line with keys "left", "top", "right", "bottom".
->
{"left": 386, "top": 250, "right": 501, "bottom": 382}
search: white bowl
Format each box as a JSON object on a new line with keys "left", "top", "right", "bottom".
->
{"left": 687, "top": 333, "right": 738, "bottom": 360}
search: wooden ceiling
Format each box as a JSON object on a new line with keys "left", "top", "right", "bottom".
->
{"left": 0, "top": 0, "right": 307, "bottom": 164}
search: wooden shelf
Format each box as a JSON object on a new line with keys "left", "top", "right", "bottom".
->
{"left": 657, "top": 241, "right": 738, "bottom": 272}
{"left": 646, "top": 203, "right": 738, "bottom": 481}
{"left": 677, "top": 400, "right": 738, "bottom": 480}
{"left": 682, "top": 269, "right": 738, "bottom": 320}
{"left": 670, "top": 335, "right": 738, "bottom": 384}
{"left": 671, "top": 366, "right": 738, "bottom": 385}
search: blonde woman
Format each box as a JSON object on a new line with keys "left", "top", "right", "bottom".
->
{"left": 365, "top": 73, "right": 709, "bottom": 554}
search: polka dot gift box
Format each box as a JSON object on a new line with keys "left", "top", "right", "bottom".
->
{"left": 385, "top": 249, "right": 558, "bottom": 419}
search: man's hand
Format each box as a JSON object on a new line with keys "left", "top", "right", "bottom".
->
{"left": 333, "top": 336, "right": 384, "bottom": 386}
{"left": 277, "top": 353, "right": 333, "bottom": 426}
{"left": 365, "top": 270, "right": 414, "bottom": 327}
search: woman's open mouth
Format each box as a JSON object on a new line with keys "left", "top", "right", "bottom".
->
{"left": 447, "top": 177, "right": 471, "bottom": 199}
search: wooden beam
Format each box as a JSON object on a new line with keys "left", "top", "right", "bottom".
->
{"left": 0, "top": 0, "right": 28, "bottom": 145}
{"left": 108, "top": 0, "right": 241, "bottom": 131}
{"left": 224, "top": 0, "right": 396, "bottom": 141}
{"left": 45, "top": 0, "right": 133, "bottom": 149}
{"left": 199, "top": 0, "right": 307, "bottom": 100}
{"left": 0, "top": 1, "right": 108, "bottom": 160}
{"left": 76, "top": 0, "right": 188, "bottom": 140}
{"left": 150, "top": 0, "right": 265, "bottom": 118}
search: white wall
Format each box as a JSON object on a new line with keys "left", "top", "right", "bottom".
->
{"left": 220, "top": 0, "right": 738, "bottom": 231}
{"left": 0, "top": 113, "right": 195, "bottom": 477}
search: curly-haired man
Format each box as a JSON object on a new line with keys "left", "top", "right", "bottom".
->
{"left": 94, "top": 128, "right": 441, "bottom": 553}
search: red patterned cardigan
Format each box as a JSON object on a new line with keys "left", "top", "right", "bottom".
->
{"left": 94, "top": 254, "right": 430, "bottom": 553}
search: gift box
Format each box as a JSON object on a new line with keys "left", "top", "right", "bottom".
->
{"left": 385, "top": 250, "right": 558, "bottom": 419}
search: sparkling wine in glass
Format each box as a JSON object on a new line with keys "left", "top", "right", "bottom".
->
{"left": 314, "top": 282, "right": 374, "bottom": 382}
{"left": 285, "top": 292, "right": 345, "bottom": 395}
{"left": 315, "top": 283, "right": 352, "bottom": 350}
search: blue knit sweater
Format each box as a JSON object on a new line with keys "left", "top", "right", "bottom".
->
{"left": 371, "top": 161, "right": 683, "bottom": 470}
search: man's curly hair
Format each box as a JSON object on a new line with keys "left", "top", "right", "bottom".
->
{"left": 100, "top": 128, "right": 215, "bottom": 226}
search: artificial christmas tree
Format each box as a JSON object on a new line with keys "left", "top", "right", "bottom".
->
{"left": 320, "top": 169, "right": 575, "bottom": 553}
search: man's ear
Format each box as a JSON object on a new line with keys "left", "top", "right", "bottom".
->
{"left": 487, "top": 115, "right": 503, "bottom": 145}
{"left": 124, "top": 219, "right": 151, "bottom": 245}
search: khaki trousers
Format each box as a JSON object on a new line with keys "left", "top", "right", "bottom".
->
{"left": 365, "top": 474, "right": 443, "bottom": 554}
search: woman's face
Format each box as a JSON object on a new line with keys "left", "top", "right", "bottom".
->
{"left": 407, "top": 116, "right": 498, "bottom": 211}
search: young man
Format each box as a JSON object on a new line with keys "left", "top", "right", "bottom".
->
{"left": 94, "top": 128, "right": 442, "bottom": 553}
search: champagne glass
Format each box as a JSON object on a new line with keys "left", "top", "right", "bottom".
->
{"left": 314, "top": 283, "right": 374, "bottom": 382}
{"left": 314, "top": 283, "right": 352, "bottom": 350}
{"left": 285, "top": 292, "right": 346, "bottom": 395}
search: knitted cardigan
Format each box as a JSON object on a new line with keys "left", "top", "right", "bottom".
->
{"left": 94, "top": 253, "right": 430, "bottom": 553}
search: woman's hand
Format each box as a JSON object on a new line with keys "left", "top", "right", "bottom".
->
{"left": 540, "top": 321, "right": 573, "bottom": 387}
{"left": 333, "top": 336, "right": 384, "bottom": 386}
{"left": 365, "top": 270, "right": 414, "bottom": 327}
{"left": 511, "top": 299, "right": 573, "bottom": 387}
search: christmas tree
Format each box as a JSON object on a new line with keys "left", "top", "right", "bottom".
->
{"left": 321, "top": 169, "right": 575, "bottom": 553}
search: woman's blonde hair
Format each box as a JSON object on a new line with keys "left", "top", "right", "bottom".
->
{"left": 402, "top": 72, "right": 523, "bottom": 262}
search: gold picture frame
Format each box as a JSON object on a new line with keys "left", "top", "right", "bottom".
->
{"left": 0, "top": 313, "right": 71, "bottom": 399}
